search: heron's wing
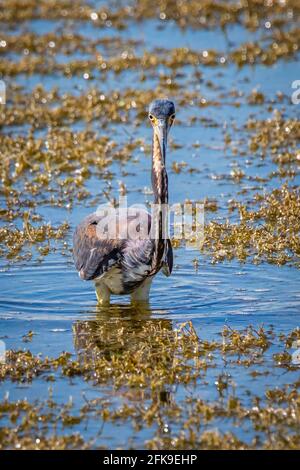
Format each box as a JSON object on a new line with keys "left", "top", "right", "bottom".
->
{"left": 122, "top": 238, "right": 155, "bottom": 286}
{"left": 161, "top": 239, "right": 173, "bottom": 277}
{"left": 73, "top": 213, "right": 121, "bottom": 281}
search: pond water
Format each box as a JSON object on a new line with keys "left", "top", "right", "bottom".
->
{"left": 0, "top": 0, "right": 299, "bottom": 449}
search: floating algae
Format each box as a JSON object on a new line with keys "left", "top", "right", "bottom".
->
{"left": 203, "top": 185, "right": 300, "bottom": 266}
{"left": 0, "top": 320, "right": 299, "bottom": 449}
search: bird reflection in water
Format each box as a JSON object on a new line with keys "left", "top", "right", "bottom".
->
{"left": 72, "top": 303, "right": 174, "bottom": 406}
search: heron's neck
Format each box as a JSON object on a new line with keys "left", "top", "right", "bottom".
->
{"left": 151, "top": 133, "right": 168, "bottom": 205}
{"left": 150, "top": 132, "right": 169, "bottom": 273}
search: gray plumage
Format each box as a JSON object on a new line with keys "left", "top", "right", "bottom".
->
{"left": 149, "top": 99, "right": 175, "bottom": 119}
{"left": 73, "top": 209, "right": 172, "bottom": 295}
{"left": 73, "top": 99, "right": 175, "bottom": 303}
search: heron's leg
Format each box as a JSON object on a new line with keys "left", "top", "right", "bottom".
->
{"left": 95, "top": 281, "right": 111, "bottom": 306}
{"left": 131, "top": 278, "right": 152, "bottom": 304}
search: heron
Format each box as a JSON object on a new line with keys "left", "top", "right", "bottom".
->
{"left": 73, "top": 99, "right": 175, "bottom": 305}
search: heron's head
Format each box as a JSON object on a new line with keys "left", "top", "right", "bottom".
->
{"left": 148, "top": 99, "right": 175, "bottom": 161}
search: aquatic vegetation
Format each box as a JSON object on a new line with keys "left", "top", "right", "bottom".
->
{"left": 0, "top": 320, "right": 299, "bottom": 449}
{"left": 230, "top": 27, "right": 300, "bottom": 66}
{"left": 1, "top": 0, "right": 299, "bottom": 31}
{"left": 0, "top": 0, "right": 299, "bottom": 451}
{"left": 204, "top": 185, "right": 300, "bottom": 266}
{"left": 0, "top": 32, "right": 141, "bottom": 56}
{"left": 0, "top": 86, "right": 203, "bottom": 129}
{"left": 1, "top": 30, "right": 299, "bottom": 77}
{"left": 1, "top": 322, "right": 214, "bottom": 384}
{"left": 247, "top": 112, "right": 300, "bottom": 155}
{"left": 0, "top": 215, "right": 69, "bottom": 261}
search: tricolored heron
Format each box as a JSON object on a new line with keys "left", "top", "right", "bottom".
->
{"left": 73, "top": 99, "right": 175, "bottom": 304}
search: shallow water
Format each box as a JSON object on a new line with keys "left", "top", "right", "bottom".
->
{"left": 0, "top": 1, "right": 299, "bottom": 449}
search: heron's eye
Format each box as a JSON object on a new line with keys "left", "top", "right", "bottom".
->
{"left": 149, "top": 114, "right": 155, "bottom": 121}
{"left": 169, "top": 114, "right": 176, "bottom": 124}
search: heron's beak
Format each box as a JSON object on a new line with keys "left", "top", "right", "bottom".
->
{"left": 154, "top": 119, "right": 169, "bottom": 163}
